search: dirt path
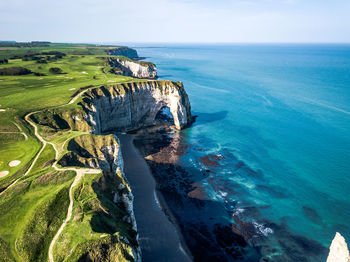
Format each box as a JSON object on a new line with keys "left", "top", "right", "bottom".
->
{"left": 0, "top": 88, "right": 92, "bottom": 196}
{"left": 0, "top": 121, "right": 28, "bottom": 141}
{"left": 0, "top": 87, "right": 101, "bottom": 262}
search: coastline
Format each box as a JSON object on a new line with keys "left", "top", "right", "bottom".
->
{"left": 130, "top": 125, "right": 260, "bottom": 261}
{"left": 118, "top": 133, "right": 191, "bottom": 262}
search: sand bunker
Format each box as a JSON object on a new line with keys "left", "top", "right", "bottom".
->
{"left": 0, "top": 171, "right": 9, "bottom": 178}
{"left": 9, "top": 160, "right": 21, "bottom": 167}
{"left": 0, "top": 109, "right": 5, "bottom": 112}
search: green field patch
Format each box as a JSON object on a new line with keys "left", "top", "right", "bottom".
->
{"left": 0, "top": 132, "right": 39, "bottom": 183}
{"left": 53, "top": 171, "right": 136, "bottom": 262}
{"left": 0, "top": 43, "right": 141, "bottom": 261}
{"left": 0, "top": 169, "right": 75, "bottom": 261}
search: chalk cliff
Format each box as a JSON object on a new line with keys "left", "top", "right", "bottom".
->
{"left": 58, "top": 134, "right": 141, "bottom": 262}
{"left": 73, "top": 80, "right": 192, "bottom": 133}
{"left": 108, "top": 57, "right": 157, "bottom": 79}
{"left": 327, "top": 232, "right": 350, "bottom": 262}
{"left": 107, "top": 47, "right": 139, "bottom": 59}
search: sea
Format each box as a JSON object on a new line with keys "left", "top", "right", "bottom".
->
{"left": 131, "top": 44, "right": 350, "bottom": 262}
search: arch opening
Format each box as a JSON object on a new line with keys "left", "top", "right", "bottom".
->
{"left": 155, "top": 106, "right": 174, "bottom": 126}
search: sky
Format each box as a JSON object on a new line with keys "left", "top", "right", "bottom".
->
{"left": 1, "top": 0, "right": 349, "bottom": 43}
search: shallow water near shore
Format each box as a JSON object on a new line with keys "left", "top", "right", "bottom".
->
{"left": 131, "top": 44, "right": 350, "bottom": 261}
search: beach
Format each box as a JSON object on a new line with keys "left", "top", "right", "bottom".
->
{"left": 118, "top": 133, "right": 191, "bottom": 262}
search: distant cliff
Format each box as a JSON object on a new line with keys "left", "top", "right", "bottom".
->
{"left": 107, "top": 47, "right": 138, "bottom": 59}
{"left": 108, "top": 57, "right": 157, "bottom": 79}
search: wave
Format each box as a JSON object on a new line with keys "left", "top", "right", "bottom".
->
{"left": 191, "top": 82, "right": 231, "bottom": 93}
{"left": 253, "top": 221, "right": 274, "bottom": 237}
{"left": 302, "top": 98, "right": 350, "bottom": 116}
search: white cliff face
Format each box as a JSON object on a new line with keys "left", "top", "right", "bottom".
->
{"left": 58, "top": 134, "right": 141, "bottom": 262}
{"left": 109, "top": 58, "right": 157, "bottom": 79}
{"left": 107, "top": 47, "right": 139, "bottom": 58}
{"left": 82, "top": 80, "right": 192, "bottom": 133}
{"left": 327, "top": 232, "right": 350, "bottom": 262}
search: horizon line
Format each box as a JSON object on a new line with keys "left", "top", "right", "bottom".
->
{"left": 2, "top": 40, "right": 350, "bottom": 45}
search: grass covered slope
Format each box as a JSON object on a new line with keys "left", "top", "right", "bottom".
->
{"left": 0, "top": 43, "right": 141, "bottom": 262}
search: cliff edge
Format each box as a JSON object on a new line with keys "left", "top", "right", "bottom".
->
{"left": 58, "top": 80, "right": 193, "bottom": 133}
{"left": 107, "top": 47, "right": 139, "bottom": 59}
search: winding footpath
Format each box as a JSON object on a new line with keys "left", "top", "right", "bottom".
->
{"left": 0, "top": 88, "right": 91, "bottom": 196}
{"left": 0, "top": 88, "right": 101, "bottom": 262}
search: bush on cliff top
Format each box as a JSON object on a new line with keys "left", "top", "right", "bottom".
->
{"left": 0, "top": 67, "right": 32, "bottom": 75}
{"left": 49, "top": 67, "right": 64, "bottom": 74}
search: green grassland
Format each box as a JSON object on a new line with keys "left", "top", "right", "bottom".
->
{"left": 0, "top": 43, "right": 140, "bottom": 261}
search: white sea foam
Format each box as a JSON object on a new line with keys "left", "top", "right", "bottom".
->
{"left": 192, "top": 82, "right": 230, "bottom": 94}
{"left": 253, "top": 221, "right": 273, "bottom": 236}
{"left": 262, "top": 95, "right": 273, "bottom": 106}
{"left": 218, "top": 190, "right": 228, "bottom": 197}
{"left": 303, "top": 98, "right": 350, "bottom": 116}
{"left": 153, "top": 191, "right": 161, "bottom": 209}
{"left": 233, "top": 208, "right": 245, "bottom": 216}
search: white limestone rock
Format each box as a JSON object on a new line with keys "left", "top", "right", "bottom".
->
{"left": 82, "top": 80, "right": 192, "bottom": 133}
{"left": 327, "top": 232, "right": 350, "bottom": 262}
{"left": 109, "top": 57, "right": 157, "bottom": 79}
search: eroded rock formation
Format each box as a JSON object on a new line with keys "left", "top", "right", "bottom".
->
{"left": 327, "top": 232, "right": 350, "bottom": 262}
{"left": 108, "top": 57, "right": 157, "bottom": 79}
{"left": 58, "top": 134, "right": 141, "bottom": 261}
{"left": 77, "top": 80, "right": 192, "bottom": 133}
{"left": 107, "top": 47, "right": 139, "bottom": 59}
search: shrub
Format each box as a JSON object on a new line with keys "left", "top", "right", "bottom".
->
{"left": 34, "top": 72, "right": 46, "bottom": 76}
{"left": 0, "top": 67, "right": 32, "bottom": 75}
{"left": 49, "top": 67, "right": 64, "bottom": 74}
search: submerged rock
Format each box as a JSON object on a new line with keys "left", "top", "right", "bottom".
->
{"left": 327, "top": 232, "right": 350, "bottom": 262}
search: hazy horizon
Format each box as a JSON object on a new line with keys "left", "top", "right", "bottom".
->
{"left": 1, "top": 0, "right": 350, "bottom": 43}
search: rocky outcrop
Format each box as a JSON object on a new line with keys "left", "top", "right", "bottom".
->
{"left": 58, "top": 134, "right": 120, "bottom": 172}
{"left": 77, "top": 80, "right": 192, "bottom": 133}
{"left": 108, "top": 57, "right": 157, "bottom": 79}
{"left": 107, "top": 47, "right": 138, "bottom": 59}
{"left": 327, "top": 232, "right": 350, "bottom": 262}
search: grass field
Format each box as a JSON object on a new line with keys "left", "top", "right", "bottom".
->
{"left": 0, "top": 43, "right": 140, "bottom": 261}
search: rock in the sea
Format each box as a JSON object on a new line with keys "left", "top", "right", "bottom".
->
{"left": 327, "top": 232, "right": 350, "bottom": 262}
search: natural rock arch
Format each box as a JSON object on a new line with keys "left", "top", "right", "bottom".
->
{"left": 78, "top": 80, "right": 193, "bottom": 133}
{"left": 154, "top": 106, "right": 175, "bottom": 125}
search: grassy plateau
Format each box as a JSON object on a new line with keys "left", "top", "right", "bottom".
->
{"left": 0, "top": 42, "right": 141, "bottom": 262}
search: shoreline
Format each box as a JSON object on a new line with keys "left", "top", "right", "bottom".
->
{"left": 118, "top": 133, "right": 191, "bottom": 262}
{"left": 153, "top": 187, "right": 193, "bottom": 260}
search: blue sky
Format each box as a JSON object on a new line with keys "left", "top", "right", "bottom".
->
{"left": 1, "top": 0, "right": 349, "bottom": 43}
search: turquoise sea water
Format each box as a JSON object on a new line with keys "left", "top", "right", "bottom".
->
{"left": 136, "top": 44, "right": 350, "bottom": 260}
